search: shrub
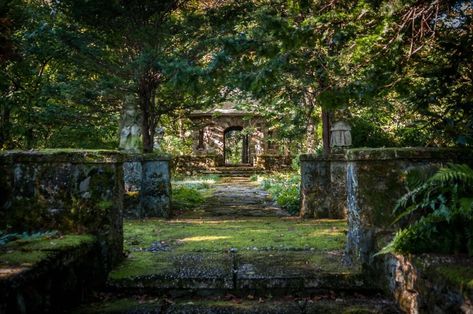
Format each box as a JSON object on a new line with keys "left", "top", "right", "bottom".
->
{"left": 172, "top": 186, "right": 205, "bottom": 210}
{"left": 258, "top": 173, "right": 301, "bottom": 215}
{"left": 378, "top": 164, "right": 473, "bottom": 256}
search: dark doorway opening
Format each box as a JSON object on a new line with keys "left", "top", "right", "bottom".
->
{"left": 224, "top": 126, "right": 250, "bottom": 165}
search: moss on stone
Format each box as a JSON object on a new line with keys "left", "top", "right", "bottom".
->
{"left": 0, "top": 234, "right": 95, "bottom": 266}
{"left": 435, "top": 264, "right": 473, "bottom": 290}
{"left": 0, "top": 149, "right": 124, "bottom": 164}
{"left": 108, "top": 252, "right": 167, "bottom": 279}
{"left": 0, "top": 250, "right": 49, "bottom": 266}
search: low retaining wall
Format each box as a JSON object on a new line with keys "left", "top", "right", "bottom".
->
{"left": 123, "top": 153, "right": 172, "bottom": 218}
{"left": 300, "top": 148, "right": 473, "bottom": 266}
{"left": 301, "top": 147, "right": 473, "bottom": 312}
{"left": 0, "top": 150, "right": 124, "bottom": 269}
{"left": 255, "top": 154, "right": 293, "bottom": 171}
{"left": 171, "top": 155, "right": 223, "bottom": 174}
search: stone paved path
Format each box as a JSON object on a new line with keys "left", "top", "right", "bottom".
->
{"left": 183, "top": 176, "right": 290, "bottom": 218}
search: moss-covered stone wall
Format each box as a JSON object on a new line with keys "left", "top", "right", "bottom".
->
{"left": 123, "top": 153, "right": 171, "bottom": 218}
{"left": 0, "top": 149, "right": 125, "bottom": 268}
{"left": 301, "top": 148, "right": 473, "bottom": 265}
{"left": 300, "top": 153, "right": 347, "bottom": 219}
{"left": 345, "top": 148, "right": 473, "bottom": 267}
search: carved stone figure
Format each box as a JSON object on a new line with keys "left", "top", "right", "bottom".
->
{"left": 119, "top": 96, "right": 142, "bottom": 152}
{"left": 330, "top": 121, "right": 352, "bottom": 148}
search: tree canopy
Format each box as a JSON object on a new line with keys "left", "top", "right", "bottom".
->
{"left": 1, "top": 0, "right": 471, "bottom": 151}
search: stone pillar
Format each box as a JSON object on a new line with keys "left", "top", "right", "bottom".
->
{"left": 300, "top": 154, "right": 348, "bottom": 219}
{"left": 344, "top": 148, "right": 473, "bottom": 267}
{"left": 140, "top": 155, "right": 172, "bottom": 218}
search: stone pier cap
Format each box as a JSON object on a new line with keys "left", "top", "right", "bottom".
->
{"left": 300, "top": 147, "right": 473, "bottom": 162}
{"left": 0, "top": 149, "right": 172, "bottom": 164}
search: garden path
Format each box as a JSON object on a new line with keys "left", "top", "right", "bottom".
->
{"left": 181, "top": 176, "right": 291, "bottom": 218}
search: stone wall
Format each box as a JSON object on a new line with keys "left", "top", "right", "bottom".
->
{"left": 300, "top": 148, "right": 473, "bottom": 266}
{"left": 300, "top": 153, "right": 347, "bottom": 219}
{"left": 344, "top": 148, "right": 473, "bottom": 267}
{"left": 171, "top": 155, "right": 223, "bottom": 175}
{"left": 0, "top": 150, "right": 125, "bottom": 269}
{"left": 123, "top": 153, "right": 171, "bottom": 218}
{"left": 255, "top": 154, "right": 293, "bottom": 171}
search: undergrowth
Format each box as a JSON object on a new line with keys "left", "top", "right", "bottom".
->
{"left": 253, "top": 172, "right": 300, "bottom": 215}
{"left": 171, "top": 175, "right": 219, "bottom": 210}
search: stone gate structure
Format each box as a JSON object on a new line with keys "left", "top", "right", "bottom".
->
{"left": 174, "top": 105, "right": 292, "bottom": 173}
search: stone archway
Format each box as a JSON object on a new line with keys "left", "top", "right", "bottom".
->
{"left": 224, "top": 126, "right": 250, "bottom": 165}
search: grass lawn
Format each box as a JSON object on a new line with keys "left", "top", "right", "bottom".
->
{"left": 124, "top": 218, "right": 347, "bottom": 253}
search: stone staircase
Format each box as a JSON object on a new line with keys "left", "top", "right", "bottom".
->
{"left": 73, "top": 249, "right": 400, "bottom": 313}
{"left": 200, "top": 165, "right": 267, "bottom": 177}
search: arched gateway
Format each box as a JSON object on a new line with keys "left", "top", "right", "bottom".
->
{"left": 188, "top": 105, "right": 285, "bottom": 168}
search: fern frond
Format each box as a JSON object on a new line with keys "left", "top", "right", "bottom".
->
{"left": 430, "top": 164, "right": 473, "bottom": 186}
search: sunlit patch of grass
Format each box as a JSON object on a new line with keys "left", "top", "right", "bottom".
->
{"left": 123, "top": 218, "right": 347, "bottom": 252}
{"left": 179, "top": 236, "right": 231, "bottom": 242}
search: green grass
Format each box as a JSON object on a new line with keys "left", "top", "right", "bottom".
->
{"left": 124, "top": 218, "right": 346, "bottom": 252}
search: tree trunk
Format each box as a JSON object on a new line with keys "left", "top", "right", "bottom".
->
{"left": 138, "top": 71, "right": 159, "bottom": 153}
{"left": 0, "top": 105, "right": 11, "bottom": 149}
{"left": 322, "top": 108, "right": 331, "bottom": 156}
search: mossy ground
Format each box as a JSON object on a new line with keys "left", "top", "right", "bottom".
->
{"left": 123, "top": 218, "right": 346, "bottom": 253}
{"left": 110, "top": 218, "right": 348, "bottom": 281}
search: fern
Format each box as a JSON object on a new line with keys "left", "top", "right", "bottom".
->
{"left": 378, "top": 163, "right": 473, "bottom": 257}
{"left": 429, "top": 163, "right": 473, "bottom": 186}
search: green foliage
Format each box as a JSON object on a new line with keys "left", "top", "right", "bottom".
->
{"left": 378, "top": 163, "right": 473, "bottom": 256}
{"left": 171, "top": 186, "right": 205, "bottom": 211}
{"left": 258, "top": 173, "right": 300, "bottom": 215}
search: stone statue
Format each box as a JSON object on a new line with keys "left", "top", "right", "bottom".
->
{"left": 119, "top": 96, "right": 142, "bottom": 152}
{"left": 153, "top": 127, "right": 165, "bottom": 151}
{"left": 330, "top": 121, "right": 352, "bottom": 148}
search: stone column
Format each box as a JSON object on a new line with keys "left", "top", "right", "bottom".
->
{"left": 140, "top": 155, "right": 172, "bottom": 218}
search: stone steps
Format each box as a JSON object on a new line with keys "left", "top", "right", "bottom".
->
{"left": 199, "top": 167, "right": 268, "bottom": 177}
{"left": 75, "top": 250, "right": 400, "bottom": 313}
{"left": 73, "top": 295, "right": 401, "bottom": 313}
{"left": 105, "top": 251, "right": 377, "bottom": 297}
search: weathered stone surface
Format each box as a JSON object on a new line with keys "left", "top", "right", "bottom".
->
{"left": 236, "top": 251, "right": 367, "bottom": 291}
{"left": 255, "top": 154, "right": 293, "bottom": 171}
{"left": 384, "top": 253, "right": 473, "bottom": 314}
{"left": 122, "top": 154, "right": 172, "bottom": 218}
{"left": 141, "top": 159, "right": 171, "bottom": 218}
{"left": 300, "top": 153, "right": 347, "bottom": 219}
{"left": 0, "top": 235, "right": 103, "bottom": 314}
{"left": 0, "top": 150, "right": 124, "bottom": 269}
{"left": 108, "top": 252, "right": 234, "bottom": 290}
{"left": 344, "top": 148, "right": 473, "bottom": 266}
